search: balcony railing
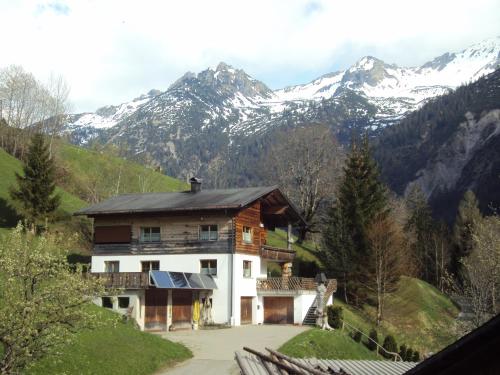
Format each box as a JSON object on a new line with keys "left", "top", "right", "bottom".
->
{"left": 91, "top": 272, "right": 150, "bottom": 289}
{"left": 260, "top": 245, "right": 296, "bottom": 262}
{"left": 256, "top": 277, "right": 317, "bottom": 291}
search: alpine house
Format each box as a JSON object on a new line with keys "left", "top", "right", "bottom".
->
{"left": 76, "top": 178, "right": 336, "bottom": 331}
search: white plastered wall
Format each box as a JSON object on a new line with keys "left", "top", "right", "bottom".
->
{"left": 92, "top": 253, "right": 231, "bottom": 324}
{"left": 231, "top": 253, "right": 261, "bottom": 326}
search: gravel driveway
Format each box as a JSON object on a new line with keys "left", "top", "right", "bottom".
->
{"left": 156, "top": 325, "right": 309, "bottom": 375}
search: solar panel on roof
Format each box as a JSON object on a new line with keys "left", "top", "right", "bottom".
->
{"left": 200, "top": 274, "right": 218, "bottom": 289}
{"left": 169, "top": 272, "right": 189, "bottom": 288}
{"left": 150, "top": 271, "right": 174, "bottom": 288}
{"left": 149, "top": 271, "right": 217, "bottom": 289}
{"left": 185, "top": 273, "right": 204, "bottom": 289}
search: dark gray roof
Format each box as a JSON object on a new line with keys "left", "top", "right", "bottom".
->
{"left": 75, "top": 186, "right": 280, "bottom": 216}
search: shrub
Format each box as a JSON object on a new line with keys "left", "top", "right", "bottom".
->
{"left": 382, "top": 335, "right": 398, "bottom": 358}
{"left": 352, "top": 330, "right": 362, "bottom": 342}
{"left": 327, "top": 305, "right": 343, "bottom": 329}
{"left": 367, "top": 328, "right": 378, "bottom": 351}
{"left": 412, "top": 351, "right": 420, "bottom": 362}
{"left": 399, "top": 344, "right": 407, "bottom": 360}
{"left": 405, "top": 348, "right": 414, "bottom": 361}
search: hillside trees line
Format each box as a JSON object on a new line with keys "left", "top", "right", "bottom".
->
{"left": 300, "top": 129, "right": 498, "bottom": 328}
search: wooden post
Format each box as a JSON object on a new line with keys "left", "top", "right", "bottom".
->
{"left": 287, "top": 222, "right": 292, "bottom": 250}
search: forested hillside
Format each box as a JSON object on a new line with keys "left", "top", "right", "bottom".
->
{"left": 375, "top": 68, "right": 500, "bottom": 222}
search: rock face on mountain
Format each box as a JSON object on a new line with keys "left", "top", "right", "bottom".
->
{"left": 375, "top": 68, "right": 500, "bottom": 222}
{"left": 63, "top": 37, "right": 500, "bottom": 195}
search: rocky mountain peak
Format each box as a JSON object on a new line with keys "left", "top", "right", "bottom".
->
{"left": 342, "top": 56, "right": 394, "bottom": 88}
{"left": 169, "top": 62, "right": 273, "bottom": 100}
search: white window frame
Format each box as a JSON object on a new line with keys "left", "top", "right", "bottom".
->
{"left": 104, "top": 261, "right": 120, "bottom": 273}
{"left": 242, "top": 226, "right": 252, "bottom": 244}
{"left": 199, "top": 225, "right": 218, "bottom": 241}
{"left": 200, "top": 259, "right": 217, "bottom": 276}
{"left": 243, "top": 260, "right": 252, "bottom": 278}
{"left": 140, "top": 227, "right": 161, "bottom": 243}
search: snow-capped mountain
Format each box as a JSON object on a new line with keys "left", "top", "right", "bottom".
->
{"left": 63, "top": 37, "right": 500, "bottom": 184}
{"left": 272, "top": 37, "right": 500, "bottom": 122}
{"left": 66, "top": 89, "right": 161, "bottom": 144}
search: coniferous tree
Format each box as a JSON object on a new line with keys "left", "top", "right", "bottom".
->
{"left": 10, "top": 133, "right": 60, "bottom": 230}
{"left": 321, "top": 203, "right": 355, "bottom": 303}
{"left": 452, "top": 190, "right": 481, "bottom": 282}
{"left": 321, "top": 136, "right": 388, "bottom": 304}
{"left": 405, "top": 186, "right": 435, "bottom": 283}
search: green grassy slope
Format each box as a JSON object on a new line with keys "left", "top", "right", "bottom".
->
{"left": 280, "top": 277, "right": 459, "bottom": 359}
{"left": 359, "top": 276, "right": 459, "bottom": 353}
{"left": 0, "top": 305, "right": 191, "bottom": 375}
{"left": 55, "top": 143, "right": 187, "bottom": 202}
{"left": 279, "top": 329, "right": 379, "bottom": 360}
{"left": 0, "top": 142, "right": 188, "bottom": 229}
{"left": 0, "top": 147, "right": 86, "bottom": 227}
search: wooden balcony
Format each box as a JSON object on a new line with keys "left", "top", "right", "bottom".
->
{"left": 260, "top": 245, "right": 295, "bottom": 262}
{"left": 93, "top": 238, "right": 233, "bottom": 256}
{"left": 257, "top": 277, "right": 317, "bottom": 291}
{"left": 91, "top": 272, "right": 150, "bottom": 289}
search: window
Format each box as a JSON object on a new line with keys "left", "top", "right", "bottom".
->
{"left": 200, "top": 225, "right": 218, "bottom": 241}
{"left": 104, "top": 261, "right": 119, "bottom": 273}
{"left": 141, "top": 261, "right": 160, "bottom": 272}
{"left": 200, "top": 259, "right": 217, "bottom": 276}
{"left": 140, "top": 227, "right": 161, "bottom": 242}
{"left": 243, "top": 260, "right": 252, "bottom": 278}
{"left": 242, "top": 226, "right": 252, "bottom": 243}
{"left": 102, "top": 297, "right": 113, "bottom": 308}
{"left": 118, "top": 297, "right": 130, "bottom": 309}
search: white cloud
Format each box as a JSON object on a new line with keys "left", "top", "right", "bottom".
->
{"left": 0, "top": 0, "right": 499, "bottom": 112}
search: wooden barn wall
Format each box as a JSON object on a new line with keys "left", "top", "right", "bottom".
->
{"left": 234, "top": 201, "right": 266, "bottom": 255}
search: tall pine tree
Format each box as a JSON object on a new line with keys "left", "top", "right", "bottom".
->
{"left": 321, "top": 136, "right": 387, "bottom": 305}
{"left": 405, "top": 185, "right": 434, "bottom": 282}
{"left": 10, "top": 133, "right": 60, "bottom": 230}
{"left": 321, "top": 203, "right": 355, "bottom": 303}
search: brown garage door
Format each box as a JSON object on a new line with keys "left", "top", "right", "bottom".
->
{"left": 145, "top": 289, "right": 168, "bottom": 331}
{"left": 172, "top": 290, "right": 192, "bottom": 328}
{"left": 263, "top": 297, "right": 294, "bottom": 324}
{"left": 241, "top": 297, "right": 253, "bottom": 324}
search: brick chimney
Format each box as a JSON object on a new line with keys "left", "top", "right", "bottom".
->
{"left": 190, "top": 177, "right": 202, "bottom": 193}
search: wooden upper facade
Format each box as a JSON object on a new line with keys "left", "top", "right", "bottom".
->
{"left": 77, "top": 181, "right": 306, "bottom": 260}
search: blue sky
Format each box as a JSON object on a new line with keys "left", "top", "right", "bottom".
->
{"left": 0, "top": 0, "right": 499, "bottom": 112}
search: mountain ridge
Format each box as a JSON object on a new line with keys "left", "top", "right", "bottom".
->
{"left": 62, "top": 36, "right": 500, "bottom": 190}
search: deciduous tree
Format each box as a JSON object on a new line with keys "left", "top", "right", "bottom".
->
{"left": 366, "top": 214, "right": 405, "bottom": 325}
{"left": 452, "top": 190, "right": 481, "bottom": 283}
{"left": 0, "top": 225, "right": 106, "bottom": 374}
{"left": 264, "top": 125, "right": 344, "bottom": 242}
{"left": 452, "top": 214, "right": 500, "bottom": 332}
